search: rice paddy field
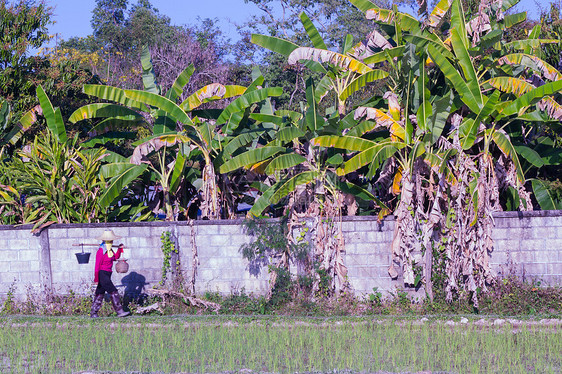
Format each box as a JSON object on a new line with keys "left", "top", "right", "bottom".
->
{"left": 0, "top": 315, "right": 561, "bottom": 374}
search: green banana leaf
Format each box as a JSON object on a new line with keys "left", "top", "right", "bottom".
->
{"left": 504, "top": 12, "right": 527, "bottom": 28}
{"left": 99, "top": 163, "right": 148, "bottom": 208}
{"left": 428, "top": 92, "right": 453, "bottom": 144}
{"left": 514, "top": 145, "right": 545, "bottom": 168}
{"left": 69, "top": 103, "right": 142, "bottom": 123}
{"left": 502, "top": 79, "right": 562, "bottom": 117}
{"left": 169, "top": 151, "right": 187, "bottom": 193}
{"left": 312, "top": 135, "right": 377, "bottom": 152}
{"left": 305, "top": 77, "right": 324, "bottom": 132}
{"left": 141, "top": 45, "right": 161, "bottom": 94}
{"left": 460, "top": 90, "right": 500, "bottom": 150}
{"left": 265, "top": 153, "right": 308, "bottom": 174}
{"left": 8, "top": 105, "right": 41, "bottom": 145}
{"left": 428, "top": 45, "right": 481, "bottom": 114}
{"left": 219, "top": 146, "right": 285, "bottom": 173}
{"left": 90, "top": 118, "right": 143, "bottom": 134}
{"left": 339, "top": 140, "right": 405, "bottom": 176}
{"left": 36, "top": 85, "right": 67, "bottom": 144}
{"left": 363, "top": 46, "right": 405, "bottom": 65}
{"left": 339, "top": 70, "right": 389, "bottom": 102}
{"left": 531, "top": 179, "right": 562, "bottom": 210}
{"left": 347, "top": 0, "right": 379, "bottom": 12}
{"left": 450, "top": 0, "right": 468, "bottom": 48}
{"left": 247, "top": 180, "right": 284, "bottom": 217}
{"left": 299, "top": 12, "right": 327, "bottom": 50}
{"left": 251, "top": 34, "right": 299, "bottom": 57}
{"left": 124, "top": 89, "right": 194, "bottom": 126}
{"left": 504, "top": 39, "right": 559, "bottom": 51}
{"left": 216, "top": 87, "right": 283, "bottom": 126}
{"left": 166, "top": 65, "right": 195, "bottom": 102}
{"left": 271, "top": 171, "right": 318, "bottom": 203}
{"left": 490, "top": 129, "right": 524, "bottom": 183}
{"left": 451, "top": 28, "right": 483, "bottom": 109}
{"left": 181, "top": 84, "right": 246, "bottom": 112}
{"left": 83, "top": 85, "right": 148, "bottom": 111}
{"left": 221, "top": 129, "right": 263, "bottom": 158}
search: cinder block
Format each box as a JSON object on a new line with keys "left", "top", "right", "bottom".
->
{"left": 0, "top": 230, "right": 23, "bottom": 240}
{"left": 195, "top": 224, "right": 220, "bottom": 236}
{"left": 352, "top": 242, "right": 376, "bottom": 255}
{"left": 346, "top": 231, "right": 369, "bottom": 244}
{"left": 227, "top": 234, "right": 250, "bottom": 247}
{"left": 489, "top": 251, "right": 507, "bottom": 264}
{"left": 547, "top": 263, "right": 562, "bottom": 276}
{"left": 0, "top": 239, "right": 8, "bottom": 250}
{"left": 514, "top": 251, "right": 536, "bottom": 263}
{"left": 219, "top": 225, "right": 242, "bottom": 235}
{"left": 493, "top": 239, "right": 520, "bottom": 252}
{"left": 51, "top": 271, "right": 75, "bottom": 283}
{"left": 341, "top": 221, "right": 355, "bottom": 233}
{"left": 48, "top": 229, "right": 68, "bottom": 238}
{"left": 544, "top": 275, "right": 562, "bottom": 286}
{"left": 0, "top": 272, "right": 19, "bottom": 284}
{"left": 210, "top": 235, "right": 230, "bottom": 246}
{"left": 523, "top": 263, "right": 546, "bottom": 276}
{"left": 544, "top": 215, "right": 562, "bottom": 228}
{"left": 534, "top": 251, "right": 555, "bottom": 264}
{"left": 520, "top": 239, "right": 544, "bottom": 251}
{"left": 51, "top": 238, "right": 76, "bottom": 251}
{"left": 150, "top": 226, "right": 168, "bottom": 238}
{"left": 9, "top": 239, "right": 30, "bottom": 250}
{"left": 18, "top": 250, "right": 39, "bottom": 261}
{"left": 531, "top": 226, "right": 557, "bottom": 240}
{"left": 491, "top": 228, "right": 510, "bottom": 240}
{"left": 9, "top": 261, "right": 32, "bottom": 272}
{"left": 66, "top": 229, "right": 86, "bottom": 238}
{"left": 0, "top": 250, "right": 19, "bottom": 261}
{"left": 545, "top": 239, "right": 562, "bottom": 251}
{"left": 129, "top": 226, "right": 151, "bottom": 238}
{"left": 493, "top": 217, "right": 513, "bottom": 228}
{"left": 19, "top": 272, "right": 40, "bottom": 284}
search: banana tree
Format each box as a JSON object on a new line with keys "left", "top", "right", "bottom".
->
{"left": 72, "top": 47, "right": 283, "bottom": 220}
{"left": 340, "top": 0, "right": 562, "bottom": 304}
{"left": 220, "top": 77, "right": 386, "bottom": 297}
{"left": 252, "top": 11, "right": 389, "bottom": 116}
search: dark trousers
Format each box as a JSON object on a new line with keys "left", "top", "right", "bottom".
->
{"left": 95, "top": 270, "right": 117, "bottom": 295}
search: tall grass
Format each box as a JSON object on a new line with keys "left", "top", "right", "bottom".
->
{"left": 0, "top": 317, "right": 561, "bottom": 373}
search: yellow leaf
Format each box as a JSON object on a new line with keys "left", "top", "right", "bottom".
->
{"left": 249, "top": 160, "right": 270, "bottom": 174}
{"left": 392, "top": 167, "right": 403, "bottom": 195}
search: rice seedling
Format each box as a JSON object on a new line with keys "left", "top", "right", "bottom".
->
{"left": 0, "top": 316, "right": 561, "bottom": 373}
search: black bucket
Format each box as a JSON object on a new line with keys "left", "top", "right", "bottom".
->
{"left": 75, "top": 252, "right": 91, "bottom": 264}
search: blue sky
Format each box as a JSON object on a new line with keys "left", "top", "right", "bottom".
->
{"left": 46, "top": 0, "right": 542, "bottom": 47}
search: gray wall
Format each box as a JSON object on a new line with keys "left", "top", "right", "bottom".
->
{"left": 0, "top": 211, "right": 561, "bottom": 300}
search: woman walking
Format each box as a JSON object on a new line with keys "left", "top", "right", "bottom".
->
{"left": 90, "top": 230, "right": 130, "bottom": 318}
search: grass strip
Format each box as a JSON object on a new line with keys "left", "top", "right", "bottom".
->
{"left": 0, "top": 317, "right": 560, "bottom": 373}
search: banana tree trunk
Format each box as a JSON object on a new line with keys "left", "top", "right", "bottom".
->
{"left": 390, "top": 168, "right": 416, "bottom": 285}
{"left": 200, "top": 160, "right": 219, "bottom": 220}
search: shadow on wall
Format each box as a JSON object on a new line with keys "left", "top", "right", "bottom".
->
{"left": 121, "top": 271, "right": 150, "bottom": 306}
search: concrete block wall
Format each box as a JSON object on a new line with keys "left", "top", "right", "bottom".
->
{"left": 491, "top": 210, "right": 562, "bottom": 286}
{"left": 0, "top": 227, "right": 41, "bottom": 295}
{"left": 342, "top": 216, "right": 396, "bottom": 295}
{"left": 0, "top": 210, "right": 561, "bottom": 301}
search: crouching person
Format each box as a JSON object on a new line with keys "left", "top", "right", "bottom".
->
{"left": 90, "top": 230, "right": 130, "bottom": 318}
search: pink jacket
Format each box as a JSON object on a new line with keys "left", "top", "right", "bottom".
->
{"left": 94, "top": 245, "right": 124, "bottom": 282}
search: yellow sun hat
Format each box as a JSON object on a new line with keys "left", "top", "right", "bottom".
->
{"left": 96, "top": 229, "right": 121, "bottom": 241}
